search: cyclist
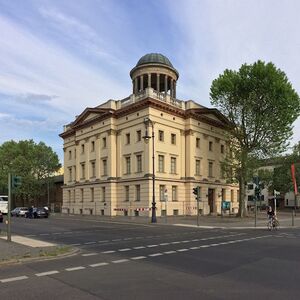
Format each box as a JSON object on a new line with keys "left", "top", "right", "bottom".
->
{"left": 267, "top": 206, "right": 276, "bottom": 229}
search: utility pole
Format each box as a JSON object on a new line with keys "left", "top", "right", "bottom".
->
{"left": 7, "top": 173, "right": 12, "bottom": 242}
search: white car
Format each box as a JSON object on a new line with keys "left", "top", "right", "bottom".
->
{"left": 18, "top": 207, "right": 29, "bottom": 217}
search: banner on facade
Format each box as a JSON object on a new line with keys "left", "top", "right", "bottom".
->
{"left": 291, "top": 164, "right": 298, "bottom": 194}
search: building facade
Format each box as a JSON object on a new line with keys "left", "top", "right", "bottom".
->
{"left": 60, "top": 53, "right": 239, "bottom": 217}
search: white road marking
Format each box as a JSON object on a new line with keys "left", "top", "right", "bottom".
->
{"left": 164, "top": 250, "right": 177, "bottom": 254}
{"left": 177, "top": 249, "right": 189, "bottom": 252}
{"left": 133, "top": 246, "right": 145, "bottom": 249}
{"left": 98, "top": 240, "right": 109, "bottom": 243}
{"left": 192, "top": 239, "right": 199, "bottom": 242}
{"left": 131, "top": 256, "right": 146, "bottom": 260}
{"left": 190, "top": 246, "right": 200, "bottom": 250}
{"left": 147, "top": 244, "right": 158, "bottom": 248}
{"left": 84, "top": 241, "right": 96, "bottom": 245}
{"left": 112, "top": 259, "right": 129, "bottom": 264}
{"left": 102, "top": 250, "right": 116, "bottom": 254}
{"left": 159, "top": 243, "right": 170, "bottom": 246}
{"left": 53, "top": 232, "right": 62, "bottom": 235}
{"left": 66, "top": 266, "right": 86, "bottom": 271}
{"left": 123, "top": 238, "right": 132, "bottom": 240}
{"left": 181, "top": 240, "right": 190, "bottom": 243}
{"left": 149, "top": 253, "right": 163, "bottom": 257}
{"left": 82, "top": 253, "right": 98, "bottom": 257}
{"left": 70, "top": 243, "right": 81, "bottom": 246}
{"left": 89, "top": 262, "right": 109, "bottom": 267}
{"left": 112, "top": 239, "right": 121, "bottom": 241}
{"left": 171, "top": 241, "right": 180, "bottom": 244}
{"left": 200, "top": 245, "right": 210, "bottom": 248}
{"left": 64, "top": 232, "right": 73, "bottom": 234}
{"left": 36, "top": 271, "right": 59, "bottom": 277}
{"left": 118, "top": 248, "right": 131, "bottom": 252}
{"left": 0, "top": 276, "right": 29, "bottom": 283}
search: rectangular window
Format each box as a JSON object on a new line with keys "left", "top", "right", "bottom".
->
{"left": 81, "top": 163, "right": 85, "bottom": 179}
{"left": 102, "top": 137, "right": 107, "bottom": 148}
{"left": 69, "top": 150, "right": 72, "bottom": 160}
{"left": 125, "top": 157, "right": 131, "bottom": 174}
{"left": 102, "top": 159, "right": 107, "bottom": 176}
{"left": 81, "top": 144, "right": 85, "bottom": 154}
{"left": 136, "top": 154, "right": 142, "bottom": 172}
{"left": 136, "top": 130, "right": 141, "bottom": 142}
{"left": 170, "top": 157, "right": 176, "bottom": 174}
{"left": 91, "top": 161, "right": 96, "bottom": 178}
{"left": 172, "top": 186, "right": 177, "bottom": 201}
{"left": 158, "top": 155, "right": 164, "bottom": 172}
{"left": 69, "top": 167, "right": 72, "bottom": 181}
{"left": 126, "top": 133, "right": 130, "bottom": 144}
{"left": 81, "top": 188, "right": 84, "bottom": 202}
{"left": 125, "top": 186, "right": 129, "bottom": 201}
{"left": 102, "top": 187, "right": 106, "bottom": 202}
{"left": 221, "top": 144, "right": 225, "bottom": 154}
{"left": 208, "top": 161, "right": 213, "bottom": 177}
{"left": 171, "top": 133, "right": 176, "bottom": 145}
{"left": 68, "top": 190, "right": 71, "bottom": 202}
{"left": 220, "top": 164, "right": 225, "bottom": 179}
{"left": 159, "top": 185, "right": 166, "bottom": 201}
{"left": 91, "top": 141, "right": 95, "bottom": 152}
{"left": 196, "top": 138, "right": 200, "bottom": 148}
{"left": 159, "top": 130, "right": 164, "bottom": 142}
{"left": 248, "top": 195, "right": 254, "bottom": 202}
{"left": 90, "top": 188, "right": 94, "bottom": 202}
{"left": 209, "top": 141, "right": 213, "bottom": 151}
{"left": 248, "top": 184, "right": 254, "bottom": 190}
{"left": 136, "top": 185, "right": 140, "bottom": 201}
{"left": 195, "top": 160, "right": 200, "bottom": 175}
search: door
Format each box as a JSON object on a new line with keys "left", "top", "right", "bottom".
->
{"left": 208, "top": 188, "right": 214, "bottom": 213}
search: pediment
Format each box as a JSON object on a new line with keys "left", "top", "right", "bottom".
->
{"left": 190, "top": 108, "right": 231, "bottom": 126}
{"left": 72, "top": 108, "right": 113, "bottom": 127}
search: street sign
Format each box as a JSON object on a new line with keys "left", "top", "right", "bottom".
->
{"left": 222, "top": 201, "right": 231, "bottom": 210}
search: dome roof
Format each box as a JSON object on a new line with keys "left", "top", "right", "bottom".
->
{"left": 136, "top": 53, "right": 174, "bottom": 68}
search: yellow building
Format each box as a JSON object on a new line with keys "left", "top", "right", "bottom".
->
{"left": 60, "top": 53, "right": 239, "bottom": 218}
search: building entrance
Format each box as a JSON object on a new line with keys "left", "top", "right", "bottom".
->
{"left": 208, "top": 188, "right": 215, "bottom": 213}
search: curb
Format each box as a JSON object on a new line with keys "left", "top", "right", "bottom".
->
{"left": 0, "top": 246, "right": 80, "bottom": 267}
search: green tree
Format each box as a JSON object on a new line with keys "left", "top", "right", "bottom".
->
{"left": 0, "top": 140, "right": 61, "bottom": 204}
{"left": 210, "top": 60, "right": 300, "bottom": 217}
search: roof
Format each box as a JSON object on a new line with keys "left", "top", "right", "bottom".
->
{"left": 136, "top": 53, "right": 174, "bottom": 68}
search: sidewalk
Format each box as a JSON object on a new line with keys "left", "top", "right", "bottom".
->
{"left": 58, "top": 210, "right": 300, "bottom": 229}
{"left": 0, "top": 231, "right": 72, "bottom": 265}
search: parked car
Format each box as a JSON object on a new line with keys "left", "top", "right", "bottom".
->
{"left": 18, "top": 207, "right": 29, "bottom": 217}
{"left": 25, "top": 207, "right": 49, "bottom": 218}
{"left": 11, "top": 207, "right": 21, "bottom": 217}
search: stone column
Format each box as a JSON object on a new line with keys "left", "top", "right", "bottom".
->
{"left": 140, "top": 75, "right": 144, "bottom": 91}
{"left": 164, "top": 75, "right": 168, "bottom": 96}
{"left": 173, "top": 80, "right": 177, "bottom": 98}
{"left": 134, "top": 77, "right": 138, "bottom": 94}
{"left": 156, "top": 74, "right": 160, "bottom": 92}
{"left": 148, "top": 73, "right": 151, "bottom": 88}
{"left": 170, "top": 79, "right": 174, "bottom": 98}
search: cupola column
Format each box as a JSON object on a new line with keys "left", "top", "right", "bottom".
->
{"left": 148, "top": 73, "right": 151, "bottom": 88}
{"left": 173, "top": 80, "right": 176, "bottom": 98}
{"left": 156, "top": 74, "right": 160, "bottom": 92}
{"left": 134, "top": 77, "right": 138, "bottom": 94}
{"left": 170, "top": 79, "right": 174, "bottom": 98}
{"left": 164, "top": 75, "right": 168, "bottom": 96}
{"left": 140, "top": 75, "right": 144, "bottom": 91}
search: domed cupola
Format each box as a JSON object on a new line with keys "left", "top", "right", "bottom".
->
{"left": 130, "top": 53, "right": 179, "bottom": 98}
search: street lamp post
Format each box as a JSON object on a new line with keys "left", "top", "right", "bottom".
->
{"left": 143, "top": 117, "right": 157, "bottom": 223}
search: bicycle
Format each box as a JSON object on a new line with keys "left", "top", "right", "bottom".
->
{"left": 267, "top": 216, "right": 279, "bottom": 230}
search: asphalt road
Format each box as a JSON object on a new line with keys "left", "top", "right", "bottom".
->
{"left": 1, "top": 215, "right": 300, "bottom": 300}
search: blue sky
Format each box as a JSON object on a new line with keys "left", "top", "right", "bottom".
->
{"left": 1, "top": 0, "right": 300, "bottom": 163}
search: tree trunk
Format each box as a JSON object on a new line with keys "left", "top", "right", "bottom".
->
{"left": 237, "top": 151, "right": 248, "bottom": 217}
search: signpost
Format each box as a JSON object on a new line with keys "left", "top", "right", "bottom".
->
{"left": 164, "top": 189, "right": 168, "bottom": 223}
{"left": 193, "top": 186, "right": 201, "bottom": 226}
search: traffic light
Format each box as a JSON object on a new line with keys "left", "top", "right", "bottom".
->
{"left": 12, "top": 175, "right": 22, "bottom": 189}
{"left": 193, "top": 186, "right": 201, "bottom": 201}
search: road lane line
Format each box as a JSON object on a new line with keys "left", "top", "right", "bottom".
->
{"left": 70, "top": 243, "right": 81, "bottom": 246}
{"left": 84, "top": 241, "right": 97, "bottom": 245}
{"left": 98, "top": 240, "right": 109, "bottom": 243}
{"left": 0, "top": 276, "right": 29, "bottom": 283}
{"left": 133, "top": 246, "right": 145, "bottom": 249}
{"left": 147, "top": 245, "right": 158, "bottom": 248}
{"left": 112, "top": 239, "right": 121, "bottom": 241}
{"left": 36, "top": 271, "right": 59, "bottom": 277}
{"left": 82, "top": 253, "right": 98, "bottom": 257}
{"left": 131, "top": 256, "right": 146, "bottom": 260}
{"left": 177, "top": 249, "right": 189, "bottom": 252}
{"left": 102, "top": 250, "right": 116, "bottom": 254}
{"left": 159, "top": 243, "right": 170, "bottom": 246}
{"left": 66, "top": 266, "right": 86, "bottom": 271}
{"left": 190, "top": 246, "right": 200, "bottom": 250}
{"left": 164, "top": 251, "right": 177, "bottom": 254}
{"left": 149, "top": 253, "right": 163, "bottom": 257}
{"left": 112, "top": 259, "right": 129, "bottom": 264}
{"left": 118, "top": 248, "right": 131, "bottom": 252}
{"left": 90, "top": 262, "right": 109, "bottom": 267}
